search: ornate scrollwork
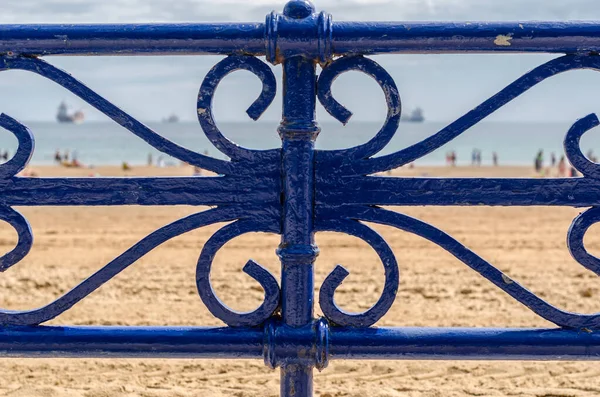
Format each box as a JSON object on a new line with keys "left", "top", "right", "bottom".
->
{"left": 315, "top": 54, "right": 600, "bottom": 177}
{"left": 314, "top": 53, "right": 600, "bottom": 329}
{"left": 0, "top": 54, "right": 281, "bottom": 176}
{"left": 325, "top": 205, "right": 600, "bottom": 329}
{"left": 197, "top": 55, "right": 279, "bottom": 165}
{"left": 0, "top": 113, "right": 34, "bottom": 179}
{"left": 0, "top": 53, "right": 284, "bottom": 326}
{"left": 196, "top": 217, "right": 281, "bottom": 327}
{"left": 317, "top": 55, "right": 401, "bottom": 161}
{"left": 0, "top": 207, "right": 247, "bottom": 326}
{"left": 568, "top": 207, "right": 600, "bottom": 276}
{"left": 0, "top": 206, "right": 33, "bottom": 272}
{"left": 316, "top": 217, "right": 399, "bottom": 327}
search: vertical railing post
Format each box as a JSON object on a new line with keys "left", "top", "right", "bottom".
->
{"left": 276, "top": 3, "right": 320, "bottom": 397}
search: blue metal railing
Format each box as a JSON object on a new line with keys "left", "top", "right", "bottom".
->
{"left": 2, "top": 0, "right": 600, "bottom": 395}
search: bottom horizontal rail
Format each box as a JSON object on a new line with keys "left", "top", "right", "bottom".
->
{"left": 1, "top": 325, "right": 600, "bottom": 360}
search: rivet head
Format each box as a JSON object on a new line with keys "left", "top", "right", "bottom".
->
{"left": 283, "top": 0, "right": 315, "bottom": 19}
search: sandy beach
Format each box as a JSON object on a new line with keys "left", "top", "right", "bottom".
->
{"left": 1, "top": 164, "right": 599, "bottom": 397}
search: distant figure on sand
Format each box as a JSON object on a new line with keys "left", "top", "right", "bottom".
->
{"left": 534, "top": 150, "right": 544, "bottom": 173}
{"left": 54, "top": 149, "right": 62, "bottom": 163}
{"left": 587, "top": 149, "right": 597, "bottom": 163}
{"left": 193, "top": 166, "right": 202, "bottom": 176}
{"left": 570, "top": 166, "right": 578, "bottom": 177}
{"left": 492, "top": 152, "right": 498, "bottom": 166}
{"left": 551, "top": 152, "right": 556, "bottom": 167}
{"left": 558, "top": 155, "right": 566, "bottom": 177}
{"left": 471, "top": 149, "right": 482, "bottom": 166}
{"left": 147, "top": 153, "right": 153, "bottom": 166}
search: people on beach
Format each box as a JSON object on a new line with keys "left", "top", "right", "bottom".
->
{"left": 147, "top": 153, "right": 153, "bottom": 166}
{"left": 587, "top": 149, "right": 598, "bottom": 163}
{"left": 471, "top": 149, "right": 482, "bottom": 166}
{"left": 449, "top": 151, "right": 457, "bottom": 167}
{"left": 54, "top": 148, "right": 83, "bottom": 168}
{"left": 534, "top": 150, "right": 544, "bottom": 173}
{"left": 551, "top": 152, "right": 556, "bottom": 167}
{"left": 558, "top": 155, "right": 566, "bottom": 177}
{"left": 570, "top": 166, "right": 578, "bottom": 177}
{"left": 492, "top": 152, "right": 498, "bottom": 166}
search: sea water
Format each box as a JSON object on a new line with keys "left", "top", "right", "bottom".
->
{"left": 0, "top": 120, "right": 597, "bottom": 167}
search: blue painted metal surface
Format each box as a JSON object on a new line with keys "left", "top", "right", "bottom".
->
{"left": 2, "top": 0, "right": 600, "bottom": 395}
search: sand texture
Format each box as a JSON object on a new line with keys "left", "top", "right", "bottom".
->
{"left": 1, "top": 165, "right": 600, "bottom": 396}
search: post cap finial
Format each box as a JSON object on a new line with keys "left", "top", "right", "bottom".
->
{"left": 283, "top": 0, "right": 315, "bottom": 19}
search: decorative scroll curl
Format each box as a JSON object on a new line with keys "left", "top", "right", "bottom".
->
{"left": 326, "top": 205, "right": 600, "bottom": 330}
{"left": 564, "top": 113, "right": 600, "bottom": 179}
{"left": 0, "top": 207, "right": 242, "bottom": 326}
{"left": 317, "top": 55, "right": 401, "bottom": 160}
{"left": 0, "top": 113, "right": 34, "bottom": 179}
{"left": 316, "top": 218, "right": 399, "bottom": 327}
{"left": 0, "top": 54, "right": 282, "bottom": 176}
{"left": 0, "top": 206, "right": 33, "bottom": 272}
{"left": 0, "top": 54, "right": 285, "bottom": 326}
{"left": 196, "top": 219, "right": 281, "bottom": 327}
{"left": 197, "top": 55, "right": 278, "bottom": 163}
{"left": 568, "top": 207, "right": 600, "bottom": 276}
{"left": 315, "top": 54, "right": 600, "bottom": 177}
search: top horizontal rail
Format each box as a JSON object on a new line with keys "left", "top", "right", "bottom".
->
{"left": 1, "top": 21, "right": 600, "bottom": 57}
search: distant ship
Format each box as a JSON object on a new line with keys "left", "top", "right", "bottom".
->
{"left": 56, "top": 102, "right": 85, "bottom": 124}
{"left": 402, "top": 107, "right": 425, "bottom": 123}
{"left": 162, "top": 114, "right": 180, "bottom": 123}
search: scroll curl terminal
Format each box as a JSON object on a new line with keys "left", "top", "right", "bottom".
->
{"left": 197, "top": 55, "right": 278, "bottom": 164}
{"left": 0, "top": 55, "right": 232, "bottom": 175}
{"left": 0, "top": 206, "right": 33, "bottom": 272}
{"left": 0, "top": 207, "right": 236, "bottom": 326}
{"left": 346, "top": 205, "right": 600, "bottom": 330}
{"left": 0, "top": 114, "right": 34, "bottom": 179}
{"left": 316, "top": 217, "right": 399, "bottom": 327}
{"left": 196, "top": 219, "right": 281, "bottom": 327}
{"left": 317, "top": 55, "right": 401, "bottom": 161}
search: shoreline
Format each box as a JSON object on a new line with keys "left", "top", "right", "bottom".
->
{"left": 17, "top": 164, "right": 545, "bottom": 178}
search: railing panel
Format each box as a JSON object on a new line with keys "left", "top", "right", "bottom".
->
{"left": 1, "top": 0, "right": 600, "bottom": 396}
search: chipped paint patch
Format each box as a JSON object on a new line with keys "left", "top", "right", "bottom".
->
{"left": 494, "top": 34, "right": 513, "bottom": 46}
{"left": 501, "top": 274, "right": 514, "bottom": 284}
{"left": 197, "top": 107, "right": 206, "bottom": 115}
{"left": 519, "top": 24, "right": 524, "bottom": 29}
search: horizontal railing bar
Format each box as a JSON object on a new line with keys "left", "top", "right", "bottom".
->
{"left": 318, "top": 177, "right": 600, "bottom": 207}
{"left": 333, "top": 21, "right": 600, "bottom": 55}
{"left": 1, "top": 22, "right": 600, "bottom": 56}
{"left": 0, "top": 176, "right": 278, "bottom": 206}
{"left": 2, "top": 325, "right": 600, "bottom": 360}
{"left": 0, "top": 326, "right": 265, "bottom": 358}
{"left": 331, "top": 327, "right": 600, "bottom": 360}
{"left": 0, "top": 23, "right": 266, "bottom": 56}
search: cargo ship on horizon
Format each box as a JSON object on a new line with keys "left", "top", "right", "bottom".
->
{"left": 56, "top": 101, "right": 85, "bottom": 124}
{"left": 402, "top": 107, "right": 425, "bottom": 123}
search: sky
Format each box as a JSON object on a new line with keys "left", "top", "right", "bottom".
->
{"left": 1, "top": 0, "right": 600, "bottom": 123}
